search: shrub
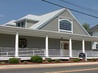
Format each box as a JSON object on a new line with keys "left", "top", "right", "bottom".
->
{"left": 31, "top": 56, "right": 43, "bottom": 63}
{"left": 87, "top": 59, "right": 92, "bottom": 61}
{"left": 22, "top": 61, "right": 28, "bottom": 64}
{"left": 88, "top": 59, "right": 96, "bottom": 61}
{"left": 45, "top": 58, "right": 52, "bottom": 62}
{"left": 0, "top": 62, "right": 6, "bottom": 64}
{"left": 92, "top": 59, "right": 96, "bottom": 61}
{"left": 8, "top": 58, "right": 20, "bottom": 64}
{"left": 54, "top": 59, "right": 60, "bottom": 63}
{"left": 73, "top": 58, "right": 80, "bottom": 62}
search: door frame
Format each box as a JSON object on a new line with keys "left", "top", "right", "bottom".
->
{"left": 60, "top": 41, "right": 69, "bottom": 49}
{"left": 60, "top": 41, "right": 69, "bottom": 56}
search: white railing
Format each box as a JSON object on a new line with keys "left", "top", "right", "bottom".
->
{"left": 72, "top": 50, "right": 82, "bottom": 57}
{"left": 72, "top": 50, "right": 98, "bottom": 57}
{"left": 86, "top": 50, "right": 98, "bottom": 57}
{"left": 1, "top": 47, "right": 98, "bottom": 57}
{"left": 0, "top": 51, "right": 15, "bottom": 57}
{"left": 49, "top": 49, "right": 60, "bottom": 57}
{"left": 0, "top": 48, "right": 69, "bottom": 57}
{"left": 0, "top": 52, "right": 8, "bottom": 57}
{"left": 19, "top": 49, "right": 45, "bottom": 57}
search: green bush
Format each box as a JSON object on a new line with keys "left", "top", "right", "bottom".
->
{"left": 73, "top": 58, "right": 80, "bottom": 62}
{"left": 92, "top": 59, "right": 96, "bottom": 61}
{"left": 0, "top": 62, "right": 6, "bottom": 64}
{"left": 8, "top": 58, "right": 20, "bottom": 64}
{"left": 45, "top": 58, "right": 52, "bottom": 62}
{"left": 87, "top": 59, "right": 96, "bottom": 61}
{"left": 87, "top": 59, "right": 91, "bottom": 61}
{"left": 22, "top": 61, "right": 28, "bottom": 64}
{"left": 31, "top": 56, "right": 43, "bottom": 63}
{"left": 54, "top": 59, "right": 60, "bottom": 63}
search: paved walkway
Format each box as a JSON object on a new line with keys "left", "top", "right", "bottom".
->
{"left": 0, "top": 62, "right": 98, "bottom": 70}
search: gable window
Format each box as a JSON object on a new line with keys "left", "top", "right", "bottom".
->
{"left": 19, "top": 38, "right": 27, "bottom": 48}
{"left": 16, "top": 21, "right": 25, "bottom": 28}
{"left": 59, "top": 19, "right": 72, "bottom": 32}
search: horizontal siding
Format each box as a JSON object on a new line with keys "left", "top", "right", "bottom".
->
{"left": 72, "top": 40, "right": 92, "bottom": 50}
{"left": 0, "top": 34, "right": 15, "bottom": 47}
{"left": 41, "top": 10, "right": 88, "bottom": 35}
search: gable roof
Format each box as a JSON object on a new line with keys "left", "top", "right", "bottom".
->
{"left": 67, "top": 9, "right": 90, "bottom": 36}
{"left": 29, "top": 8, "right": 65, "bottom": 29}
{"left": 17, "top": 14, "right": 40, "bottom": 22}
{"left": 90, "top": 24, "right": 98, "bottom": 32}
{"left": 3, "top": 8, "right": 89, "bottom": 36}
{"left": 4, "top": 20, "right": 16, "bottom": 26}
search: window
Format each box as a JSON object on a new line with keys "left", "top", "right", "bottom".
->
{"left": 59, "top": 19, "right": 72, "bottom": 32}
{"left": 96, "top": 44, "right": 98, "bottom": 49}
{"left": 19, "top": 38, "right": 27, "bottom": 48}
{"left": 16, "top": 21, "right": 25, "bottom": 27}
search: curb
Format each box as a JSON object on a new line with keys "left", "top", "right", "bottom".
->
{"left": 0, "top": 62, "right": 98, "bottom": 70}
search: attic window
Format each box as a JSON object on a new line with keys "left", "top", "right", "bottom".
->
{"left": 16, "top": 21, "right": 25, "bottom": 27}
{"left": 59, "top": 19, "right": 72, "bottom": 32}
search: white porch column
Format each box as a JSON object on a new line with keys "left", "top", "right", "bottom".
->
{"left": 45, "top": 35, "right": 49, "bottom": 57}
{"left": 69, "top": 38, "right": 72, "bottom": 58}
{"left": 15, "top": 32, "right": 19, "bottom": 57}
{"left": 82, "top": 40, "right": 85, "bottom": 53}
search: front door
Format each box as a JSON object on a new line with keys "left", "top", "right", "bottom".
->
{"left": 60, "top": 41, "right": 69, "bottom": 56}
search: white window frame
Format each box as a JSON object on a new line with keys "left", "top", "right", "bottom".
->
{"left": 58, "top": 19, "right": 73, "bottom": 33}
{"left": 16, "top": 20, "right": 26, "bottom": 28}
{"left": 92, "top": 42, "right": 98, "bottom": 50}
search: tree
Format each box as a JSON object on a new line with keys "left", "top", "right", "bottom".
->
{"left": 83, "top": 23, "right": 90, "bottom": 32}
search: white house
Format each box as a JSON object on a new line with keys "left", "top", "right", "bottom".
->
{"left": 0, "top": 8, "right": 98, "bottom": 60}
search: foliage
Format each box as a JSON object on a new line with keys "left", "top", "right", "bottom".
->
{"left": 73, "top": 58, "right": 80, "bottom": 62}
{"left": 87, "top": 59, "right": 96, "bottom": 61}
{"left": 22, "top": 61, "right": 28, "bottom": 64}
{"left": 0, "top": 62, "right": 6, "bottom": 64}
{"left": 83, "top": 23, "right": 90, "bottom": 32}
{"left": 31, "top": 56, "right": 43, "bottom": 63}
{"left": 8, "top": 58, "right": 20, "bottom": 64}
{"left": 92, "top": 59, "right": 96, "bottom": 61}
{"left": 45, "top": 58, "right": 52, "bottom": 62}
{"left": 54, "top": 59, "right": 60, "bottom": 63}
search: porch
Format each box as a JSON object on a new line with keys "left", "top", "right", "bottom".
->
{"left": 1, "top": 47, "right": 98, "bottom": 60}
{"left": 0, "top": 26, "right": 98, "bottom": 60}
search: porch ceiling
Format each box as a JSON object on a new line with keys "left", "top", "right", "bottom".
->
{"left": 0, "top": 25, "right": 98, "bottom": 42}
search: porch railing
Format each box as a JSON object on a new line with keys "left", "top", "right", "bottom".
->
{"left": 72, "top": 50, "right": 98, "bottom": 57}
{"left": 0, "top": 48, "right": 69, "bottom": 57}
{"left": 19, "top": 49, "right": 45, "bottom": 57}
{"left": 1, "top": 47, "right": 98, "bottom": 57}
{"left": 72, "top": 50, "right": 82, "bottom": 57}
{"left": 86, "top": 50, "right": 98, "bottom": 57}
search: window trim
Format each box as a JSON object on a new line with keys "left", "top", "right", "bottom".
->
{"left": 16, "top": 20, "right": 25, "bottom": 28}
{"left": 19, "top": 38, "right": 27, "bottom": 48}
{"left": 96, "top": 44, "right": 98, "bottom": 49}
{"left": 58, "top": 19, "right": 73, "bottom": 33}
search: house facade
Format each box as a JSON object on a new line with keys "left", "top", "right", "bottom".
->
{"left": 0, "top": 8, "right": 98, "bottom": 60}
{"left": 90, "top": 25, "right": 98, "bottom": 50}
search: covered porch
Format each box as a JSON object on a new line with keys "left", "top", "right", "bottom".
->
{"left": 0, "top": 26, "right": 98, "bottom": 60}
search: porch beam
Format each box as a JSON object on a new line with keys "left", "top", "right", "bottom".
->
{"left": 69, "top": 38, "right": 72, "bottom": 58}
{"left": 82, "top": 40, "right": 85, "bottom": 53}
{"left": 45, "top": 35, "right": 49, "bottom": 57}
{"left": 15, "top": 32, "right": 19, "bottom": 57}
